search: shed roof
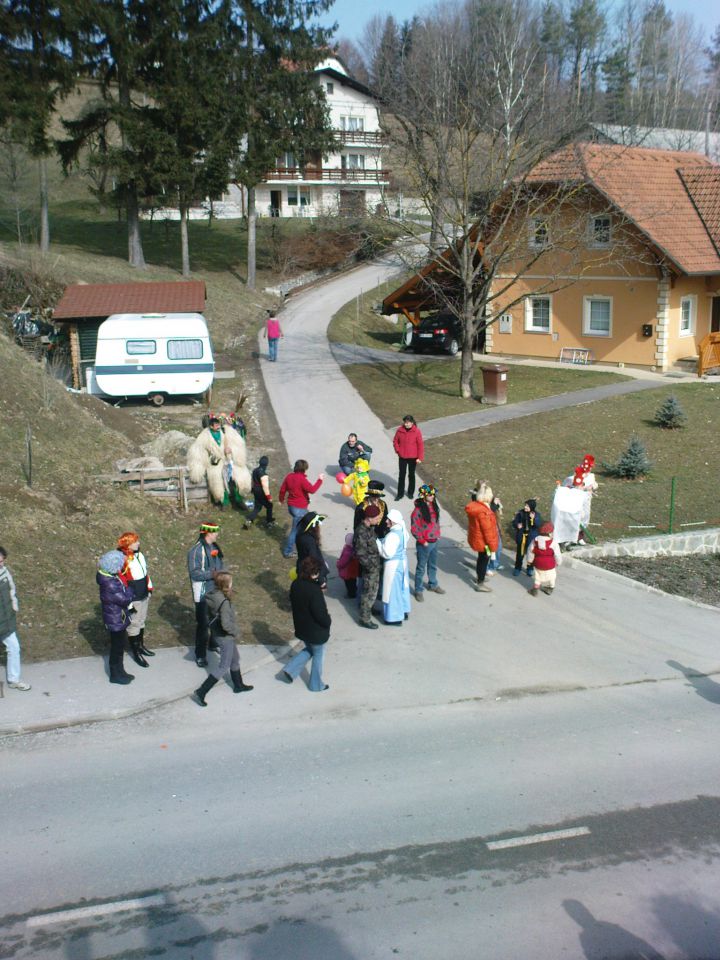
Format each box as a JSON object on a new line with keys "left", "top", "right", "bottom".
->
{"left": 53, "top": 280, "right": 206, "bottom": 321}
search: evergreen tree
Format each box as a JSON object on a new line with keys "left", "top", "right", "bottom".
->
{"left": 567, "top": 0, "right": 605, "bottom": 110}
{"left": 654, "top": 395, "right": 687, "bottom": 429}
{"left": 602, "top": 47, "right": 635, "bottom": 124}
{"left": 603, "top": 435, "right": 653, "bottom": 479}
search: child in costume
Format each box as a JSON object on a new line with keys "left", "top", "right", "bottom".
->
{"left": 344, "top": 457, "right": 371, "bottom": 506}
{"left": 512, "top": 498, "right": 542, "bottom": 576}
{"left": 526, "top": 522, "right": 562, "bottom": 596}
{"left": 337, "top": 532, "right": 360, "bottom": 598}
{"left": 244, "top": 455, "right": 274, "bottom": 529}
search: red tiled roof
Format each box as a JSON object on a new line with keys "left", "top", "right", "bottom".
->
{"left": 527, "top": 143, "right": 720, "bottom": 275}
{"left": 53, "top": 280, "right": 206, "bottom": 320}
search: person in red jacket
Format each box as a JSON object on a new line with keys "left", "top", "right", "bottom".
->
{"left": 279, "top": 459, "right": 324, "bottom": 558}
{"left": 465, "top": 482, "right": 499, "bottom": 593}
{"left": 526, "top": 522, "right": 562, "bottom": 596}
{"left": 392, "top": 414, "right": 424, "bottom": 501}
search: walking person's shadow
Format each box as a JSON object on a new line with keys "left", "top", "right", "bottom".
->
{"left": 666, "top": 660, "right": 720, "bottom": 705}
{"left": 563, "top": 899, "right": 666, "bottom": 960}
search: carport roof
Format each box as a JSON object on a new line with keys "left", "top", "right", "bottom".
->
{"left": 53, "top": 280, "right": 206, "bottom": 320}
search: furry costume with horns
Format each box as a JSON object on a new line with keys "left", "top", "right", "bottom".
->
{"left": 187, "top": 424, "right": 251, "bottom": 504}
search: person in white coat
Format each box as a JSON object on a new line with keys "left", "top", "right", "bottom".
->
{"left": 377, "top": 509, "right": 411, "bottom": 626}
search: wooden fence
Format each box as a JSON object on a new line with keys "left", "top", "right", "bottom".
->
{"left": 98, "top": 466, "right": 207, "bottom": 513}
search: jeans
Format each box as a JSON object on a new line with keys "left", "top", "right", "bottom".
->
{"left": 285, "top": 642, "right": 326, "bottom": 691}
{"left": 397, "top": 457, "right": 417, "bottom": 498}
{"left": 488, "top": 530, "right": 503, "bottom": 571}
{"left": 283, "top": 505, "right": 308, "bottom": 556}
{"left": 414, "top": 541, "right": 438, "bottom": 593}
{"left": 2, "top": 631, "right": 21, "bottom": 683}
{"left": 268, "top": 337, "right": 279, "bottom": 361}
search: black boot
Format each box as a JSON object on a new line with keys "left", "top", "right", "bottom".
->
{"left": 192, "top": 675, "right": 219, "bottom": 706}
{"left": 128, "top": 636, "right": 149, "bottom": 668}
{"left": 109, "top": 632, "right": 135, "bottom": 684}
{"left": 230, "top": 669, "right": 254, "bottom": 693}
{"left": 138, "top": 628, "right": 155, "bottom": 657}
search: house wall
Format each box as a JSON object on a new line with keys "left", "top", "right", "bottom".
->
{"left": 665, "top": 276, "right": 716, "bottom": 365}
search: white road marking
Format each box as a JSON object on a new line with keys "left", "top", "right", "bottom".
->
{"left": 486, "top": 826, "right": 591, "bottom": 850}
{"left": 27, "top": 894, "right": 166, "bottom": 928}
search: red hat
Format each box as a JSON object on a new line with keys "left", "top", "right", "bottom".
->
{"left": 540, "top": 522, "right": 554, "bottom": 535}
{"left": 582, "top": 454, "right": 595, "bottom": 467}
{"left": 572, "top": 468, "right": 585, "bottom": 487}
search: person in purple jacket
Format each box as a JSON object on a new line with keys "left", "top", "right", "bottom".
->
{"left": 96, "top": 550, "right": 136, "bottom": 685}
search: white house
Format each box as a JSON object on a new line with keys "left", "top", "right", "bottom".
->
{"left": 221, "top": 57, "right": 390, "bottom": 219}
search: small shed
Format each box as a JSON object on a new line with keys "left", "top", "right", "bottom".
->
{"left": 53, "top": 280, "right": 206, "bottom": 389}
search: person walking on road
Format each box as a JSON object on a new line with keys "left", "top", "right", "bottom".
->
{"left": 192, "top": 571, "right": 254, "bottom": 706}
{"left": 263, "top": 309, "right": 283, "bottom": 362}
{"left": 512, "top": 498, "right": 542, "bottom": 577}
{"left": 117, "top": 532, "right": 155, "bottom": 668}
{"left": 281, "top": 557, "right": 331, "bottom": 691}
{"left": 377, "top": 509, "right": 412, "bottom": 625}
{"left": 410, "top": 484, "right": 445, "bottom": 602}
{"left": 353, "top": 504, "right": 383, "bottom": 629}
{"left": 96, "top": 550, "right": 136, "bottom": 685}
{"left": 392, "top": 414, "right": 424, "bottom": 500}
{"left": 187, "top": 521, "right": 226, "bottom": 667}
{"left": 244, "top": 455, "right": 275, "bottom": 529}
{"left": 526, "top": 522, "right": 562, "bottom": 597}
{"left": 466, "top": 483, "right": 499, "bottom": 593}
{"left": 0, "top": 546, "right": 31, "bottom": 691}
{"left": 279, "top": 460, "right": 324, "bottom": 558}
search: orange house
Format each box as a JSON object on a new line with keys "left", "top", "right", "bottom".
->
{"left": 384, "top": 143, "right": 720, "bottom": 372}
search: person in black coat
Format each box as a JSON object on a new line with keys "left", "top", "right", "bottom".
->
{"left": 280, "top": 557, "right": 331, "bottom": 691}
{"left": 512, "top": 498, "right": 542, "bottom": 576}
{"left": 295, "top": 512, "right": 329, "bottom": 587}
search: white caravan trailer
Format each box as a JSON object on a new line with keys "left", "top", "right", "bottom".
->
{"left": 87, "top": 312, "right": 214, "bottom": 405}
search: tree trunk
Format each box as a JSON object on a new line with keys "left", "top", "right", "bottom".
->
{"left": 39, "top": 156, "right": 50, "bottom": 252}
{"left": 180, "top": 203, "right": 190, "bottom": 276}
{"left": 459, "top": 294, "right": 476, "bottom": 400}
{"left": 126, "top": 187, "right": 146, "bottom": 268}
{"left": 247, "top": 185, "right": 256, "bottom": 289}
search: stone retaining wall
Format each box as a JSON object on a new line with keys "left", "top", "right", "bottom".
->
{"left": 571, "top": 528, "right": 720, "bottom": 560}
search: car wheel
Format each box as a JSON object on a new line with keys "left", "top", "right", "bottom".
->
{"left": 447, "top": 339, "right": 459, "bottom": 356}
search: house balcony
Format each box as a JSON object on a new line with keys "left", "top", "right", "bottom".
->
{"left": 334, "top": 130, "right": 386, "bottom": 146}
{"left": 264, "top": 166, "right": 391, "bottom": 185}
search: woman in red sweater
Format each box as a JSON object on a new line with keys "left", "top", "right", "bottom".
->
{"left": 465, "top": 482, "right": 499, "bottom": 593}
{"left": 279, "top": 459, "right": 324, "bottom": 558}
{"left": 392, "top": 414, "right": 424, "bottom": 501}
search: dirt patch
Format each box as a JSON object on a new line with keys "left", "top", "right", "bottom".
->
{"left": 589, "top": 554, "right": 720, "bottom": 608}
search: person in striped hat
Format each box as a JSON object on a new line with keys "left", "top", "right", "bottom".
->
{"left": 187, "top": 521, "right": 226, "bottom": 667}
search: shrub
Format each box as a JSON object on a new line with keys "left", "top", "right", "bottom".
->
{"left": 654, "top": 394, "right": 687, "bottom": 429}
{"left": 602, "top": 435, "right": 653, "bottom": 479}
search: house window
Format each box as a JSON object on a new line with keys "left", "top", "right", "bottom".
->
{"left": 278, "top": 151, "right": 296, "bottom": 169}
{"left": 326, "top": 82, "right": 334, "bottom": 94}
{"left": 529, "top": 218, "right": 549, "bottom": 249}
{"left": 583, "top": 297, "right": 612, "bottom": 337}
{"left": 126, "top": 340, "right": 156, "bottom": 355}
{"left": 167, "top": 339, "right": 203, "bottom": 360}
{"left": 591, "top": 215, "right": 612, "bottom": 246}
{"left": 524, "top": 296, "right": 551, "bottom": 333}
{"left": 340, "top": 116, "right": 364, "bottom": 132}
{"left": 341, "top": 154, "right": 365, "bottom": 170}
{"left": 679, "top": 295, "right": 696, "bottom": 336}
{"left": 287, "top": 186, "right": 311, "bottom": 207}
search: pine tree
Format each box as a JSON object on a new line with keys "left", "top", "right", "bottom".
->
{"left": 654, "top": 395, "right": 687, "bottom": 429}
{"left": 603, "top": 435, "right": 653, "bottom": 479}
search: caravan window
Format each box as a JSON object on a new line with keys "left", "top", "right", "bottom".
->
{"left": 126, "top": 340, "right": 156, "bottom": 355}
{"left": 168, "top": 338, "right": 203, "bottom": 360}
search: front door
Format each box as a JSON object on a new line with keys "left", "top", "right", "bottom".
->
{"left": 712, "top": 297, "right": 720, "bottom": 333}
{"left": 270, "top": 191, "right": 282, "bottom": 217}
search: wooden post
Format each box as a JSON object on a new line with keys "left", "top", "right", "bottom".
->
{"left": 69, "top": 324, "right": 81, "bottom": 389}
{"left": 179, "top": 467, "right": 188, "bottom": 513}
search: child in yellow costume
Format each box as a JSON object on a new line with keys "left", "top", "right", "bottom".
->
{"left": 345, "top": 458, "right": 371, "bottom": 505}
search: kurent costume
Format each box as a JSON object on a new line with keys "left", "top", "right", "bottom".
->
{"left": 527, "top": 522, "right": 562, "bottom": 596}
{"left": 187, "top": 418, "right": 251, "bottom": 508}
{"left": 187, "top": 523, "right": 226, "bottom": 665}
{"left": 117, "top": 532, "right": 154, "bottom": 668}
{"left": 344, "top": 457, "right": 371, "bottom": 506}
{"left": 96, "top": 550, "right": 135, "bottom": 685}
{"left": 377, "top": 509, "right": 412, "bottom": 625}
{"left": 353, "top": 505, "right": 383, "bottom": 627}
{"left": 551, "top": 454, "right": 598, "bottom": 545}
{"left": 0, "top": 554, "right": 30, "bottom": 690}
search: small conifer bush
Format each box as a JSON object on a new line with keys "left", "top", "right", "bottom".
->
{"left": 654, "top": 394, "right": 687, "bottom": 429}
{"left": 603, "top": 435, "right": 653, "bottom": 479}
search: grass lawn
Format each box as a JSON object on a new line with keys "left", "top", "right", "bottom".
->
{"left": 342, "top": 360, "right": 628, "bottom": 425}
{"left": 327, "top": 276, "right": 411, "bottom": 351}
{"left": 416, "top": 383, "right": 720, "bottom": 542}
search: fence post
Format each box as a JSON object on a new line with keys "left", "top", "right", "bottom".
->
{"left": 668, "top": 476, "right": 676, "bottom": 534}
{"left": 25, "top": 424, "right": 32, "bottom": 487}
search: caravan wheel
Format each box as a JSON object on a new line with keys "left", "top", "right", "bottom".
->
{"left": 148, "top": 392, "right": 166, "bottom": 407}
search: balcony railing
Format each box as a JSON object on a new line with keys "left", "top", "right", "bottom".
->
{"left": 264, "top": 166, "right": 391, "bottom": 183}
{"left": 334, "top": 130, "right": 386, "bottom": 145}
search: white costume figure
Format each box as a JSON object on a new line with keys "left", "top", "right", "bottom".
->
{"left": 551, "top": 454, "right": 598, "bottom": 545}
{"left": 377, "top": 509, "right": 412, "bottom": 624}
{"left": 187, "top": 418, "right": 251, "bottom": 505}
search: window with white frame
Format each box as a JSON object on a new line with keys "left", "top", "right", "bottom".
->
{"left": 326, "top": 82, "right": 334, "bottom": 94}
{"left": 340, "top": 116, "right": 364, "bottom": 132}
{"left": 583, "top": 296, "right": 612, "bottom": 337}
{"left": 278, "top": 151, "right": 296, "bottom": 169}
{"left": 528, "top": 217, "right": 549, "bottom": 249}
{"left": 287, "top": 186, "right": 311, "bottom": 207}
{"left": 679, "top": 295, "right": 696, "bottom": 336}
{"left": 524, "top": 296, "right": 551, "bottom": 333}
{"left": 341, "top": 154, "right": 365, "bottom": 170}
{"left": 590, "top": 215, "right": 612, "bottom": 246}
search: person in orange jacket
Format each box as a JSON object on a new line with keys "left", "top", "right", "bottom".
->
{"left": 465, "top": 482, "right": 499, "bottom": 593}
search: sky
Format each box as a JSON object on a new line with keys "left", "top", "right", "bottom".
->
{"left": 321, "top": 0, "right": 719, "bottom": 46}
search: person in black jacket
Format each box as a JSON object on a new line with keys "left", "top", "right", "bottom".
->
{"left": 280, "top": 557, "right": 331, "bottom": 691}
{"left": 295, "top": 512, "right": 329, "bottom": 588}
{"left": 512, "top": 498, "right": 542, "bottom": 576}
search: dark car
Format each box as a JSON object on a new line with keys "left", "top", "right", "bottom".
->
{"left": 410, "top": 313, "right": 464, "bottom": 356}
